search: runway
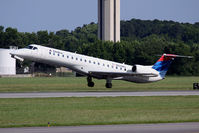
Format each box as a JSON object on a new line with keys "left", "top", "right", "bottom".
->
{"left": 0, "top": 122, "right": 199, "bottom": 133}
{"left": 0, "top": 91, "right": 199, "bottom": 98}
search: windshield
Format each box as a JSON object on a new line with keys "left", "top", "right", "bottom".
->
{"left": 26, "top": 45, "right": 34, "bottom": 49}
{"left": 26, "top": 45, "right": 38, "bottom": 50}
{"left": 33, "top": 47, "right": 38, "bottom": 50}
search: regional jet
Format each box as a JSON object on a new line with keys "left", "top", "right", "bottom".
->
{"left": 10, "top": 44, "right": 192, "bottom": 88}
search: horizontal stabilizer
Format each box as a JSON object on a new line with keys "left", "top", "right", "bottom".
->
{"left": 159, "top": 54, "right": 193, "bottom": 59}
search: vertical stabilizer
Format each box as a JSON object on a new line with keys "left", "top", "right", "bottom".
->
{"left": 152, "top": 54, "right": 176, "bottom": 78}
{"left": 152, "top": 54, "right": 192, "bottom": 78}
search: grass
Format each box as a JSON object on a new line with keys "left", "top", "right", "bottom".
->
{"left": 0, "top": 76, "right": 198, "bottom": 92}
{"left": 0, "top": 96, "right": 199, "bottom": 127}
{"left": 0, "top": 76, "right": 198, "bottom": 127}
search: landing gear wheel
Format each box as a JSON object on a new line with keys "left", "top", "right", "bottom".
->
{"left": 106, "top": 83, "right": 112, "bottom": 88}
{"left": 88, "top": 81, "right": 95, "bottom": 87}
{"left": 87, "top": 76, "right": 94, "bottom": 87}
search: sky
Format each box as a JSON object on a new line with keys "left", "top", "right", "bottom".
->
{"left": 0, "top": 0, "right": 199, "bottom": 33}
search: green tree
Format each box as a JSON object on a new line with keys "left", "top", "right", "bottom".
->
{"left": 37, "top": 31, "right": 49, "bottom": 45}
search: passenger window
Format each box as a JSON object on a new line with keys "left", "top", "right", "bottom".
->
{"left": 62, "top": 55, "right": 64, "bottom": 57}
{"left": 85, "top": 59, "right": 87, "bottom": 62}
{"left": 71, "top": 57, "right": 73, "bottom": 59}
{"left": 98, "top": 63, "right": 100, "bottom": 65}
{"left": 80, "top": 59, "right": 82, "bottom": 61}
{"left": 89, "top": 60, "right": 91, "bottom": 63}
{"left": 76, "top": 58, "right": 78, "bottom": 60}
{"left": 58, "top": 54, "right": 59, "bottom": 56}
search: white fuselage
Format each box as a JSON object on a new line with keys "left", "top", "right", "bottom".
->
{"left": 11, "top": 44, "right": 163, "bottom": 83}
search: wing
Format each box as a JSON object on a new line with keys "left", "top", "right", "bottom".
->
{"left": 89, "top": 71, "right": 158, "bottom": 79}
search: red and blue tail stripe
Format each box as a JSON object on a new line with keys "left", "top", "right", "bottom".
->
{"left": 152, "top": 54, "right": 177, "bottom": 78}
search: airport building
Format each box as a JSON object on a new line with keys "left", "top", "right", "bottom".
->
{"left": 98, "top": 0, "right": 120, "bottom": 42}
{"left": 0, "top": 48, "right": 16, "bottom": 75}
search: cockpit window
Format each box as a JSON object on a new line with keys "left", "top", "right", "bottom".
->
{"left": 33, "top": 47, "right": 38, "bottom": 50}
{"left": 26, "top": 45, "right": 38, "bottom": 50}
{"left": 26, "top": 45, "right": 34, "bottom": 49}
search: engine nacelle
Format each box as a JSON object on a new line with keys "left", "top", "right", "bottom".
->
{"left": 132, "top": 65, "right": 137, "bottom": 72}
{"left": 132, "top": 65, "right": 154, "bottom": 73}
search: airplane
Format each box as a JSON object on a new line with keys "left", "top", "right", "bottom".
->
{"left": 10, "top": 44, "right": 192, "bottom": 88}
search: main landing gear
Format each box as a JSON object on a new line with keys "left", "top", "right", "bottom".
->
{"left": 87, "top": 76, "right": 94, "bottom": 87}
{"left": 87, "top": 77, "right": 112, "bottom": 88}
{"left": 105, "top": 79, "right": 112, "bottom": 88}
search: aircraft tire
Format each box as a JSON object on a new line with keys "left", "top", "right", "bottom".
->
{"left": 106, "top": 83, "right": 112, "bottom": 88}
{"left": 88, "top": 82, "right": 94, "bottom": 87}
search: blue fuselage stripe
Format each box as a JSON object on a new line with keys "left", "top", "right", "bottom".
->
{"left": 152, "top": 60, "right": 172, "bottom": 77}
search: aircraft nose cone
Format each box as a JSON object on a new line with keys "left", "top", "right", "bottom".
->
{"left": 10, "top": 49, "right": 27, "bottom": 57}
{"left": 9, "top": 49, "right": 25, "bottom": 61}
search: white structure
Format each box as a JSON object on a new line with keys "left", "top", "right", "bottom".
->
{"left": 98, "top": 0, "right": 120, "bottom": 42}
{"left": 0, "top": 49, "right": 16, "bottom": 75}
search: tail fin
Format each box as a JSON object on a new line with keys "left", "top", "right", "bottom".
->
{"left": 152, "top": 54, "right": 192, "bottom": 78}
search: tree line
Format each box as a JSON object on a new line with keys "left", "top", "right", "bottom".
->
{"left": 0, "top": 19, "right": 199, "bottom": 75}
